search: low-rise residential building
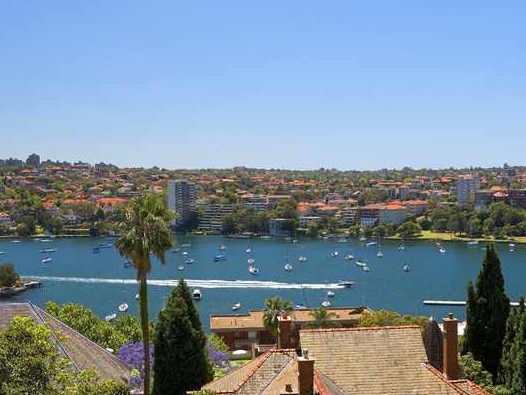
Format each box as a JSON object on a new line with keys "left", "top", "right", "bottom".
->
{"left": 210, "top": 306, "right": 370, "bottom": 351}
{"left": 201, "top": 314, "right": 489, "bottom": 395}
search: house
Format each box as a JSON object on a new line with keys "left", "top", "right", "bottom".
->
{"left": 210, "top": 307, "right": 370, "bottom": 351}
{"left": 0, "top": 302, "right": 131, "bottom": 384}
{"left": 200, "top": 314, "right": 490, "bottom": 395}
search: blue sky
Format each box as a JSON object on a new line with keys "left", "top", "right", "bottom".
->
{"left": 1, "top": 1, "right": 525, "bottom": 170}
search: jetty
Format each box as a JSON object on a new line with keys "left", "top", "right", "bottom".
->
{"left": 0, "top": 279, "right": 42, "bottom": 298}
{"left": 423, "top": 300, "right": 520, "bottom": 307}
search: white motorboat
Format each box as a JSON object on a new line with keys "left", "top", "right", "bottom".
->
{"left": 298, "top": 255, "right": 307, "bottom": 262}
{"left": 344, "top": 254, "right": 354, "bottom": 260}
{"left": 337, "top": 280, "right": 355, "bottom": 288}
{"left": 330, "top": 251, "right": 339, "bottom": 258}
{"left": 192, "top": 289, "right": 202, "bottom": 300}
{"left": 376, "top": 251, "right": 384, "bottom": 258}
{"left": 363, "top": 265, "right": 370, "bottom": 272}
{"left": 135, "top": 294, "right": 140, "bottom": 300}
{"left": 185, "top": 258, "right": 195, "bottom": 264}
{"left": 118, "top": 303, "right": 129, "bottom": 312}
{"left": 327, "top": 290, "right": 336, "bottom": 297}
{"left": 284, "top": 263, "right": 293, "bottom": 272}
{"left": 403, "top": 264, "right": 411, "bottom": 272}
{"left": 41, "top": 255, "right": 52, "bottom": 264}
{"left": 321, "top": 300, "right": 331, "bottom": 308}
{"left": 231, "top": 302, "right": 241, "bottom": 311}
{"left": 439, "top": 247, "right": 446, "bottom": 254}
{"left": 248, "top": 264, "right": 259, "bottom": 275}
{"left": 178, "top": 265, "right": 185, "bottom": 271}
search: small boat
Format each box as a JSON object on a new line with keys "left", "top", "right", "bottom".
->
{"left": 245, "top": 247, "right": 252, "bottom": 253}
{"left": 398, "top": 243, "right": 405, "bottom": 251}
{"left": 298, "top": 255, "right": 308, "bottom": 262}
{"left": 214, "top": 253, "right": 227, "bottom": 262}
{"left": 0, "top": 251, "right": 5, "bottom": 256}
{"left": 105, "top": 313, "right": 117, "bottom": 322}
{"left": 231, "top": 302, "right": 241, "bottom": 311}
{"left": 123, "top": 261, "right": 133, "bottom": 268}
{"left": 292, "top": 239, "right": 299, "bottom": 244}
{"left": 467, "top": 240, "right": 479, "bottom": 246}
{"left": 376, "top": 251, "right": 384, "bottom": 258}
{"left": 172, "top": 247, "right": 181, "bottom": 253}
{"left": 344, "top": 254, "right": 354, "bottom": 260}
{"left": 509, "top": 243, "right": 516, "bottom": 248}
{"left": 40, "top": 239, "right": 52, "bottom": 243}
{"left": 438, "top": 247, "right": 446, "bottom": 254}
{"left": 327, "top": 290, "right": 336, "bottom": 298}
{"left": 338, "top": 237, "right": 347, "bottom": 243}
{"left": 337, "top": 280, "right": 355, "bottom": 288}
{"left": 11, "top": 240, "right": 22, "bottom": 243}
{"left": 247, "top": 257, "right": 255, "bottom": 265}
{"left": 192, "top": 289, "right": 202, "bottom": 300}
{"left": 363, "top": 265, "right": 370, "bottom": 272}
{"left": 248, "top": 264, "right": 259, "bottom": 275}
{"left": 359, "top": 236, "right": 367, "bottom": 242}
{"left": 294, "top": 303, "right": 308, "bottom": 309}
{"left": 284, "top": 263, "right": 293, "bottom": 272}
{"left": 99, "top": 243, "right": 112, "bottom": 249}
{"left": 118, "top": 303, "right": 129, "bottom": 312}
{"left": 403, "top": 264, "right": 411, "bottom": 272}
{"left": 39, "top": 248, "right": 57, "bottom": 253}
{"left": 366, "top": 241, "right": 377, "bottom": 247}
{"left": 182, "top": 251, "right": 189, "bottom": 256}
{"left": 219, "top": 244, "right": 226, "bottom": 251}
{"left": 330, "top": 251, "right": 339, "bottom": 258}
{"left": 321, "top": 300, "right": 331, "bottom": 308}
{"left": 135, "top": 294, "right": 140, "bottom": 300}
{"left": 355, "top": 260, "right": 367, "bottom": 267}
{"left": 41, "top": 256, "right": 52, "bottom": 264}
{"left": 178, "top": 265, "right": 185, "bottom": 271}
{"left": 185, "top": 258, "right": 195, "bottom": 264}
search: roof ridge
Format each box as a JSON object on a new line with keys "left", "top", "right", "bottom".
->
{"left": 300, "top": 325, "right": 420, "bottom": 333}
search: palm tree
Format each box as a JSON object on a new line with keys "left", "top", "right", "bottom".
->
{"left": 263, "top": 296, "right": 293, "bottom": 337}
{"left": 115, "top": 193, "right": 174, "bottom": 395}
{"left": 307, "top": 307, "right": 340, "bottom": 329}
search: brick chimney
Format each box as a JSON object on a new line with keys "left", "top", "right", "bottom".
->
{"left": 442, "top": 313, "right": 459, "bottom": 380}
{"left": 278, "top": 315, "right": 292, "bottom": 349}
{"left": 297, "top": 351, "right": 314, "bottom": 395}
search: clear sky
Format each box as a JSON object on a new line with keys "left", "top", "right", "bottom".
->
{"left": 1, "top": 1, "right": 525, "bottom": 171}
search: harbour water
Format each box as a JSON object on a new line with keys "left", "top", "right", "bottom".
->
{"left": 1, "top": 236, "right": 524, "bottom": 332}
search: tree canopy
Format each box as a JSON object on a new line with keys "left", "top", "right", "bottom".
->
{"left": 463, "top": 244, "right": 510, "bottom": 380}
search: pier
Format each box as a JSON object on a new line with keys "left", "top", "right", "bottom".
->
{"left": 424, "top": 300, "right": 519, "bottom": 307}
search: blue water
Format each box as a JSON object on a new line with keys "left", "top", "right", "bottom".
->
{"left": 1, "top": 236, "right": 523, "bottom": 332}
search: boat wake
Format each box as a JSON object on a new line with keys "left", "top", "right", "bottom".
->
{"left": 25, "top": 276, "right": 344, "bottom": 290}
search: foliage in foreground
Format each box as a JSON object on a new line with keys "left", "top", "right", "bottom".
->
{"left": 463, "top": 244, "right": 510, "bottom": 379}
{"left": 45, "top": 301, "right": 142, "bottom": 351}
{"left": 152, "top": 280, "right": 213, "bottom": 395}
{"left": 0, "top": 316, "right": 129, "bottom": 395}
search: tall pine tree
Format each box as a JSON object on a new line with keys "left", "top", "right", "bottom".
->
{"left": 463, "top": 244, "right": 510, "bottom": 380}
{"left": 500, "top": 298, "right": 526, "bottom": 393}
{"left": 152, "top": 281, "right": 213, "bottom": 395}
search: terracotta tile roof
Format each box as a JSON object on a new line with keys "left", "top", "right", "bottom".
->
{"left": 202, "top": 349, "right": 297, "bottom": 394}
{"left": 299, "top": 326, "right": 468, "bottom": 395}
{"left": 0, "top": 302, "right": 131, "bottom": 383}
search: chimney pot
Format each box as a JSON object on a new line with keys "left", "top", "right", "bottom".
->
{"left": 285, "top": 384, "right": 293, "bottom": 392}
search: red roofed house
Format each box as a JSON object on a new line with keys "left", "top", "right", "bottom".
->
{"left": 199, "top": 314, "right": 490, "bottom": 395}
{"left": 97, "top": 197, "right": 127, "bottom": 213}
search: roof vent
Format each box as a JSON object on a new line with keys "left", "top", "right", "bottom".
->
{"left": 285, "top": 384, "right": 293, "bottom": 392}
